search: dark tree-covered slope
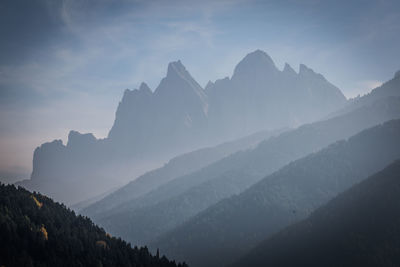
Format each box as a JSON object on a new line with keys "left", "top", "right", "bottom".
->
{"left": 232, "top": 159, "right": 400, "bottom": 267}
{"left": 153, "top": 119, "right": 400, "bottom": 267}
{"left": 0, "top": 184, "right": 186, "bottom": 267}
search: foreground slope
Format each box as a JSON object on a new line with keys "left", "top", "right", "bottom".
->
{"left": 153, "top": 119, "right": 400, "bottom": 267}
{"left": 233, "top": 160, "right": 400, "bottom": 267}
{"left": 90, "top": 96, "right": 400, "bottom": 246}
{"left": 0, "top": 184, "right": 186, "bottom": 267}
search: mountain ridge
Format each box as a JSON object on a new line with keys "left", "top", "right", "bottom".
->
{"left": 87, "top": 95, "right": 400, "bottom": 248}
{"left": 152, "top": 119, "right": 400, "bottom": 267}
{"left": 20, "top": 50, "right": 347, "bottom": 205}
{"left": 81, "top": 128, "right": 282, "bottom": 216}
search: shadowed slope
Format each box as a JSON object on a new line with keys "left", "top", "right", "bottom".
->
{"left": 232, "top": 159, "right": 400, "bottom": 267}
{"left": 93, "top": 96, "right": 400, "bottom": 247}
{"left": 153, "top": 119, "right": 400, "bottom": 267}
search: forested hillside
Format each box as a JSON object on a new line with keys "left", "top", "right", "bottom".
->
{"left": 232, "top": 160, "right": 400, "bottom": 267}
{"left": 153, "top": 119, "right": 400, "bottom": 267}
{"left": 89, "top": 96, "right": 400, "bottom": 246}
{"left": 0, "top": 184, "right": 186, "bottom": 267}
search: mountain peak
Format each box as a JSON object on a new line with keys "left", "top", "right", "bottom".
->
{"left": 67, "top": 130, "right": 96, "bottom": 148}
{"left": 249, "top": 49, "right": 271, "bottom": 58}
{"left": 233, "top": 50, "right": 278, "bottom": 78}
{"left": 167, "top": 60, "right": 187, "bottom": 77}
{"left": 395, "top": 70, "right": 400, "bottom": 79}
{"left": 163, "top": 60, "right": 205, "bottom": 92}
{"left": 154, "top": 60, "right": 207, "bottom": 112}
{"left": 283, "top": 63, "right": 297, "bottom": 76}
{"left": 299, "top": 64, "right": 327, "bottom": 81}
{"left": 299, "top": 64, "right": 313, "bottom": 74}
{"left": 139, "top": 82, "right": 152, "bottom": 93}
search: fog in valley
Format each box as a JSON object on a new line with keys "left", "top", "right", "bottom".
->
{"left": 1, "top": 1, "right": 400, "bottom": 267}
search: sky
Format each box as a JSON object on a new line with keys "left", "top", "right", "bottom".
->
{"left": 0, "top": 0, "right": 400, "bottom": 180}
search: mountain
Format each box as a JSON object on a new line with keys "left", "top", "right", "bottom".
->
{"left": 232, "top": 159, "right": 400, "bottom": 267}
{"left": 207, "top": 50, "right": 346, "bottom": 138}
{"left": 152, "top": 119, "right": 400, "bottom": 267}
{"left": 108, "top": 61, "right": 208, "bottom": 156}
{"left": 20, "top": 50, "right": 346, "bottom": 206}
{"left": 0, "top": 183, "right": 186, "bottom": 267}
{"left": 17, "top": 129, "right": 164, "bottom": 207}
{"left": 88, "top": 96, "right": 400, "bottom": 247}
{"left": 81, "top": 128, "right": 281, "bottom": 216}
{"left": 18, "top": 61, "right": 210, "bottom": 206}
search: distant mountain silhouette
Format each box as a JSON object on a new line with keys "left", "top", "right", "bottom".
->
{"left": 108, "top": 61, "right": 208, "bottom": 156}
{"left": 232, "top": 159, "right": 400, "bottom": 267}
{"left": 207, "top": 50, "right": 346, "bottom": 138}
{"left": 0, "top": 183, "right": 186, "bottom": 267}
{"left": 87, "top": 95, "right": 400, "bottom": 247}
{"left": 152, "top": 119, "right": 400, "bottom": 267}
{"left": 20, "top": 50, "right": 346, "bottom": 205}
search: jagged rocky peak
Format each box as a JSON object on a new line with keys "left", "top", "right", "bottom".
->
{"left": 121, "top": 88, "right": 134, "bottom": 102}
{"left": 166, "top": 60, "right": 192, "bottom": 80}
{"left": 67, "top": 130, "right": 97, "bottom": 148}
{"left": 299, "top": 63, "right": 314, "bottom": 75}
{"left": 119, "top": 84, "right": 153, "bottom": 110}
{"left": 139, "top": 82, "right": 152, "bottom": 93}
{"left": 233, "top": 49, "right": 278, "bottom": 78}
{"left": 123, "top": 82, "right": 152, "bottom": 99}
{"left": 159, "top": 60, "right": 200, "bottom": 88}
{"left": 299, "top": 64, "right": 326, "bottom": 81}
{"left": 156, "top": 60, "right": 206, "bottom": 104}
{"left": 108, "top": 82, "right": 155, "bottom": 140}
{"left": 31, "top": 139, "right": 66, "bottom": 179}
{"left": 36, "top": 139, "right": 65, "bottom": 152}
{"left": 283, "top": 63, "right": 297, "bottom": 76}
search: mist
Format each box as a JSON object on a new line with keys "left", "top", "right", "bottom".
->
{"left": 1, "top": 1, "right": 400, "bottom": 267}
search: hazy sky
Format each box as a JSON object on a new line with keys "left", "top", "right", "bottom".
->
{"left": 1, "top": 0, "right": 399, "bottom": 179}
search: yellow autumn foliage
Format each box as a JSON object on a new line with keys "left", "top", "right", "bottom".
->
{"left": 31, "top": 195, "right": 43, "bottom": 209}
{"left": 40, "top": 225, "right": 48, "bottom": 240}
